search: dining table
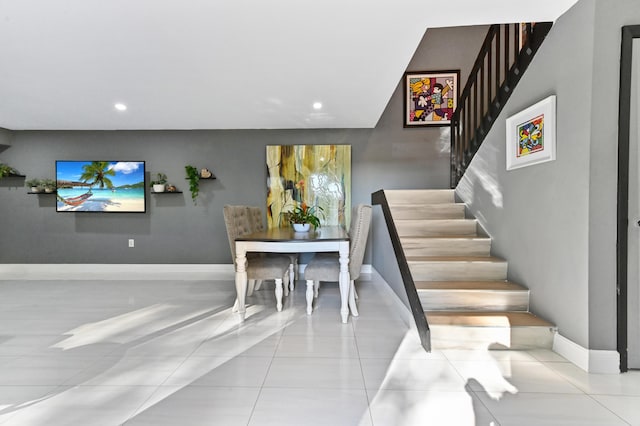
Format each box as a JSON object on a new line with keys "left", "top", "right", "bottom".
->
{"left": 234, "top": 226, "right": 351, "bottom": 322}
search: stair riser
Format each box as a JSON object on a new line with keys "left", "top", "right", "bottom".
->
{"left": 402, "top": 238, "right": 490, "bottom": 257}
{"left": 396, "top": 220, "right": 477, "bottom": 237}
{"left": 385, "top": 190, "right": 454, "bottom": 205}
{"left": 409, "top": 261, "right": 507, "bottom": 281}
{"left": 429, "top": 325, "right": 556, "bottom": 350}
{"left": 390, "top": 204, "right": 465, "bottom": 220}
{"left": 419, "top": 290, "right": 529, "bottom": 311}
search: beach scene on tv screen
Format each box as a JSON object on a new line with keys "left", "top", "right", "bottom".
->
{"left": 56, "top": 161, "right": 145, "bottom": 212}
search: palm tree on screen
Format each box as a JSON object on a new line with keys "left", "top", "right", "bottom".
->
{"left": 80, "top": 161, "right": 115, "bottom": 189}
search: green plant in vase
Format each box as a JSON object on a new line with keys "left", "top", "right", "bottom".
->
{"left": 41, "top": 178, "right": 56, "bottom": 193}
{"left": 0, "top": 163, "right": 19, "bottom": 179}
{"left": 185, "top": 165, "right": 200, "bottom": 204}
{"left": 25, "top": 178, "right": 42, "bottom": 192}
{"left": 282, "top": 202, "right": 324, "bottom": 231}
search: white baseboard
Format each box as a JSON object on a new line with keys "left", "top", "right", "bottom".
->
{"left": 553, "top": 333, "right": 620, "bottom": 374}
{"left": 0, "top": 263, "right": 374, "bottom": 281}
{"left": 0, "top": 264, "right": 235, "bottom": 280}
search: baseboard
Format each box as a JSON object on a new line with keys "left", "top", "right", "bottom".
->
{"left": 0, "top": 263, "right": 374, "bottom": 281}
{"left": 0, "top": 264, "right": 236, "bottom": 280}
{"left": 553, "top": 333, "right": 620, "bottom": 374}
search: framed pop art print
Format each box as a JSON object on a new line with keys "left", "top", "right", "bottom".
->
{"left": 403, "top": 70, "right": 459, "bottom": 127}
{"left": 506, "top": 95, "right": 556, "bottom": 170}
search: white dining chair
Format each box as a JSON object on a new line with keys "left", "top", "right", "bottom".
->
{"left": 224, "top": 205, "right": 291, "bottom": 312}
{"left": 303, "top": 204, "right": 372, "bottom": 315}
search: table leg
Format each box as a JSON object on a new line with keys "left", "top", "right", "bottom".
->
{"left": 338, "top": 242, "right": 350, "bottom": 323}
{"left": 234, "top": 247, "right": 248, "bottom": 321}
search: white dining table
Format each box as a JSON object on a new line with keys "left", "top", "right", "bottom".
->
{"left": 234, "top": 226, "right": 351, "bottom": 322}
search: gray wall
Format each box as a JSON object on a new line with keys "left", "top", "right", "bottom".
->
{"left": 457, "top": 0, "right": 640, "bottom": 351}
{"left": 0, "top": 26, "right": 488, "bottom": 268}
{"left": 367, "top": 25, "right": 488, "bottom": 305}
{"left": 0, "top": 128, "right": 12, "bottom": 150}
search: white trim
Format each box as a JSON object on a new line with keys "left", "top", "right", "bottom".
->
{"left": 0, "top": 263, "right": 374, "bottom": 281}
{"left": 553, "top": 333, "right": 620, "bottom": 374}
{"left": 0, "top": 264, "right": 235, "bottom": 280}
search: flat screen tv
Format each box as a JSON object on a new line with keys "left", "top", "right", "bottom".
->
{"left": 55, "top": 161, "right": 146, "bottom": 213}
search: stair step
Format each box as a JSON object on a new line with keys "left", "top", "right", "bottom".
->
{"left": 416, "top": 281, "right": 529, "bottom": 311}
{"left": 396, "top": 219, "right": 477, "bottom": 237}
{"left": 401, "top": 237, "right": 491, "bottom": 257}
{"left": 390, "top": 203, "right": 465, "bottom": 220}
{"left": 426, "top": 311, "right": 557, "bottom": 350}
{"left": 408, "top": 256, "right": 507, "bottom": 281}
{"left": 385, "top": 189, "right": 455, "bottom": 205}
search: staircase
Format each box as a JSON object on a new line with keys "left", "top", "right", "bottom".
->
{"left": 385, "top": 189, "right": 556, "bottom": 350}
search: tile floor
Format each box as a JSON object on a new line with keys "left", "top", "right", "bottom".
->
{"left": 0, "top": 271, "right": 639, "bottom": 425}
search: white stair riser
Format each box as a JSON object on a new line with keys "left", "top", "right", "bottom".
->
{"left": 396, "top": 220, "right": 477, "bottom": 237}
{"left": 402, "top": 238, "right": 490, "bottom": 257}
{"left": 385, "top": 190, "right": 454, "bottom": 205}
{"left": 409, "top": 261, "right": 507, "bottom": 281}
{"left": 429, "top": 325, "right": 556, "bottom": 350}
{"left": 390, "top": 204, "right": 465, "bottom": 220}
{"left": 419, "top": 289, "right": 529, "bottom": 311}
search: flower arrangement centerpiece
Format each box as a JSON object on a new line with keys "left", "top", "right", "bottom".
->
{"left": 283, "top": 202, "right": 324, "bottom": 232}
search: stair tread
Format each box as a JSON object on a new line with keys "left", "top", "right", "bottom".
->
{"left": 389, "top": 203, "right": 466, "bottom": 207}
{"left": 401, "top": 236, "right": 490, "bottom": 240}
{"left": 415, "top": 280, "right": 528, "bottom": 291}
{"left": 425, "top": 311, "right": 554, "bottom": 328}
{"left": 395, "top": 219, "right": 476, "bottom": 223}
{"left": 407, "top": 256, "right": 505, "bottom": 262}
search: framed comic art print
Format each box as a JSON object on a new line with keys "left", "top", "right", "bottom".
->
{"left": 505, "top": 95, "right": 556, "bottom": 170}
{"left": 403, "top": 70, "right": 459, "bottom": 127}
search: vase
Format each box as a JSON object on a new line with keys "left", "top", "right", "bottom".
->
{"left": 293, "top": 223, "right": 311, "bottom": 232}
{"left": 153, "top": 184, "right": 165, "bottom": 193}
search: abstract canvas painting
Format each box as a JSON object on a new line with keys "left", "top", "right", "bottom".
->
{"left": 266, "top": 145, "right": 351, "bottom": 228}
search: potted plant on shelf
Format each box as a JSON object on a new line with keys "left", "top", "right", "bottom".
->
{"left": 41, "top": 179, "right": 56, "bottom": 193}
{"left": 185, "top": 165, "right": 199, "bottom": 204}
{"left": 283, "top": 202, "right": 324, "bottom": 232}
{"left": 0, "top": 163, "right": 19, "bottom": 179}
{"left": 150, "top": 173, "right": 167, "bottom": 193}
{"left": 25, "top": 178, "right": 42, "bottom": 192}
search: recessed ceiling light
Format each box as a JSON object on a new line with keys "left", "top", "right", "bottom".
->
{"left": 114, "top": 103, "right": 127, "bottom": 111}
{"left": 313, "top": 102, "right": 322, "bottom": 110}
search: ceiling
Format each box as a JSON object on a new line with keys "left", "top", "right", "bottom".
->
{"left": 0, "top": 0, "right": 579, "bottom": 131}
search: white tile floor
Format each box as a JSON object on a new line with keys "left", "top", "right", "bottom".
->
{"left": 0, "top": 271, "right": 639, "bottom": 425}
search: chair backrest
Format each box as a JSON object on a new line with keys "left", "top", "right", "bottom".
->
{"left": 247, "top": 206, "right": 265, "bottom": 232}
{"left": 348, "top": 204, "right": 372, "bottom": 279}
{"left": 223, "top": 205, "right": 253, "bottom": 259}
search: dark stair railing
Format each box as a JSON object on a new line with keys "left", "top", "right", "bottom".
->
{"left": 372, "top": 189, "right": 431, "bottom": 352}
{"left": 451, "top": 22, "right": 553, "bottom": 187}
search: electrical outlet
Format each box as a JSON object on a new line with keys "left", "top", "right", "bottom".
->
{"left": 128, "top": 239, "right": 135, "bottom": 248}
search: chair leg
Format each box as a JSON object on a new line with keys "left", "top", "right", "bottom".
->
{"left": 254, "top": 280, "right": 263, "bottom": 291}
{"left": 305, "top": 279, "right": 314, "bottom": 315}
{"left": 232, "top": 297, "right": 240, "bottom": 312}
{"left": 247, "top": 279, "right": 256, "bottom": 297}
{"left": 289, "top": 263, "right": 295, "bottom": 291}
{"left": 275, "top": 279, "right": 284, "bottom": 311}
{"left": 283, "top": 273, "right": 290, "bottom": 297}
{"left": 314, "top": 280, "right": 320, "bottom": 298}
{"left": 348, "top": 280, "right": 359, "bottom": 316}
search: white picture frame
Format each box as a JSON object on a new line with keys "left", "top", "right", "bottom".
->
{"left": 506, "top": 95, "right": 556, "bottom": 170}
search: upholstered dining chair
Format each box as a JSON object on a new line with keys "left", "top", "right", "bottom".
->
{"left": 224, "top": 205, "right": 291, "bottom": 312}
{"left": 303, "top": 204, "right": 372, "bottom": 316}
{"left": 247, "top": 206, "right": 298, "bottom": 294}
